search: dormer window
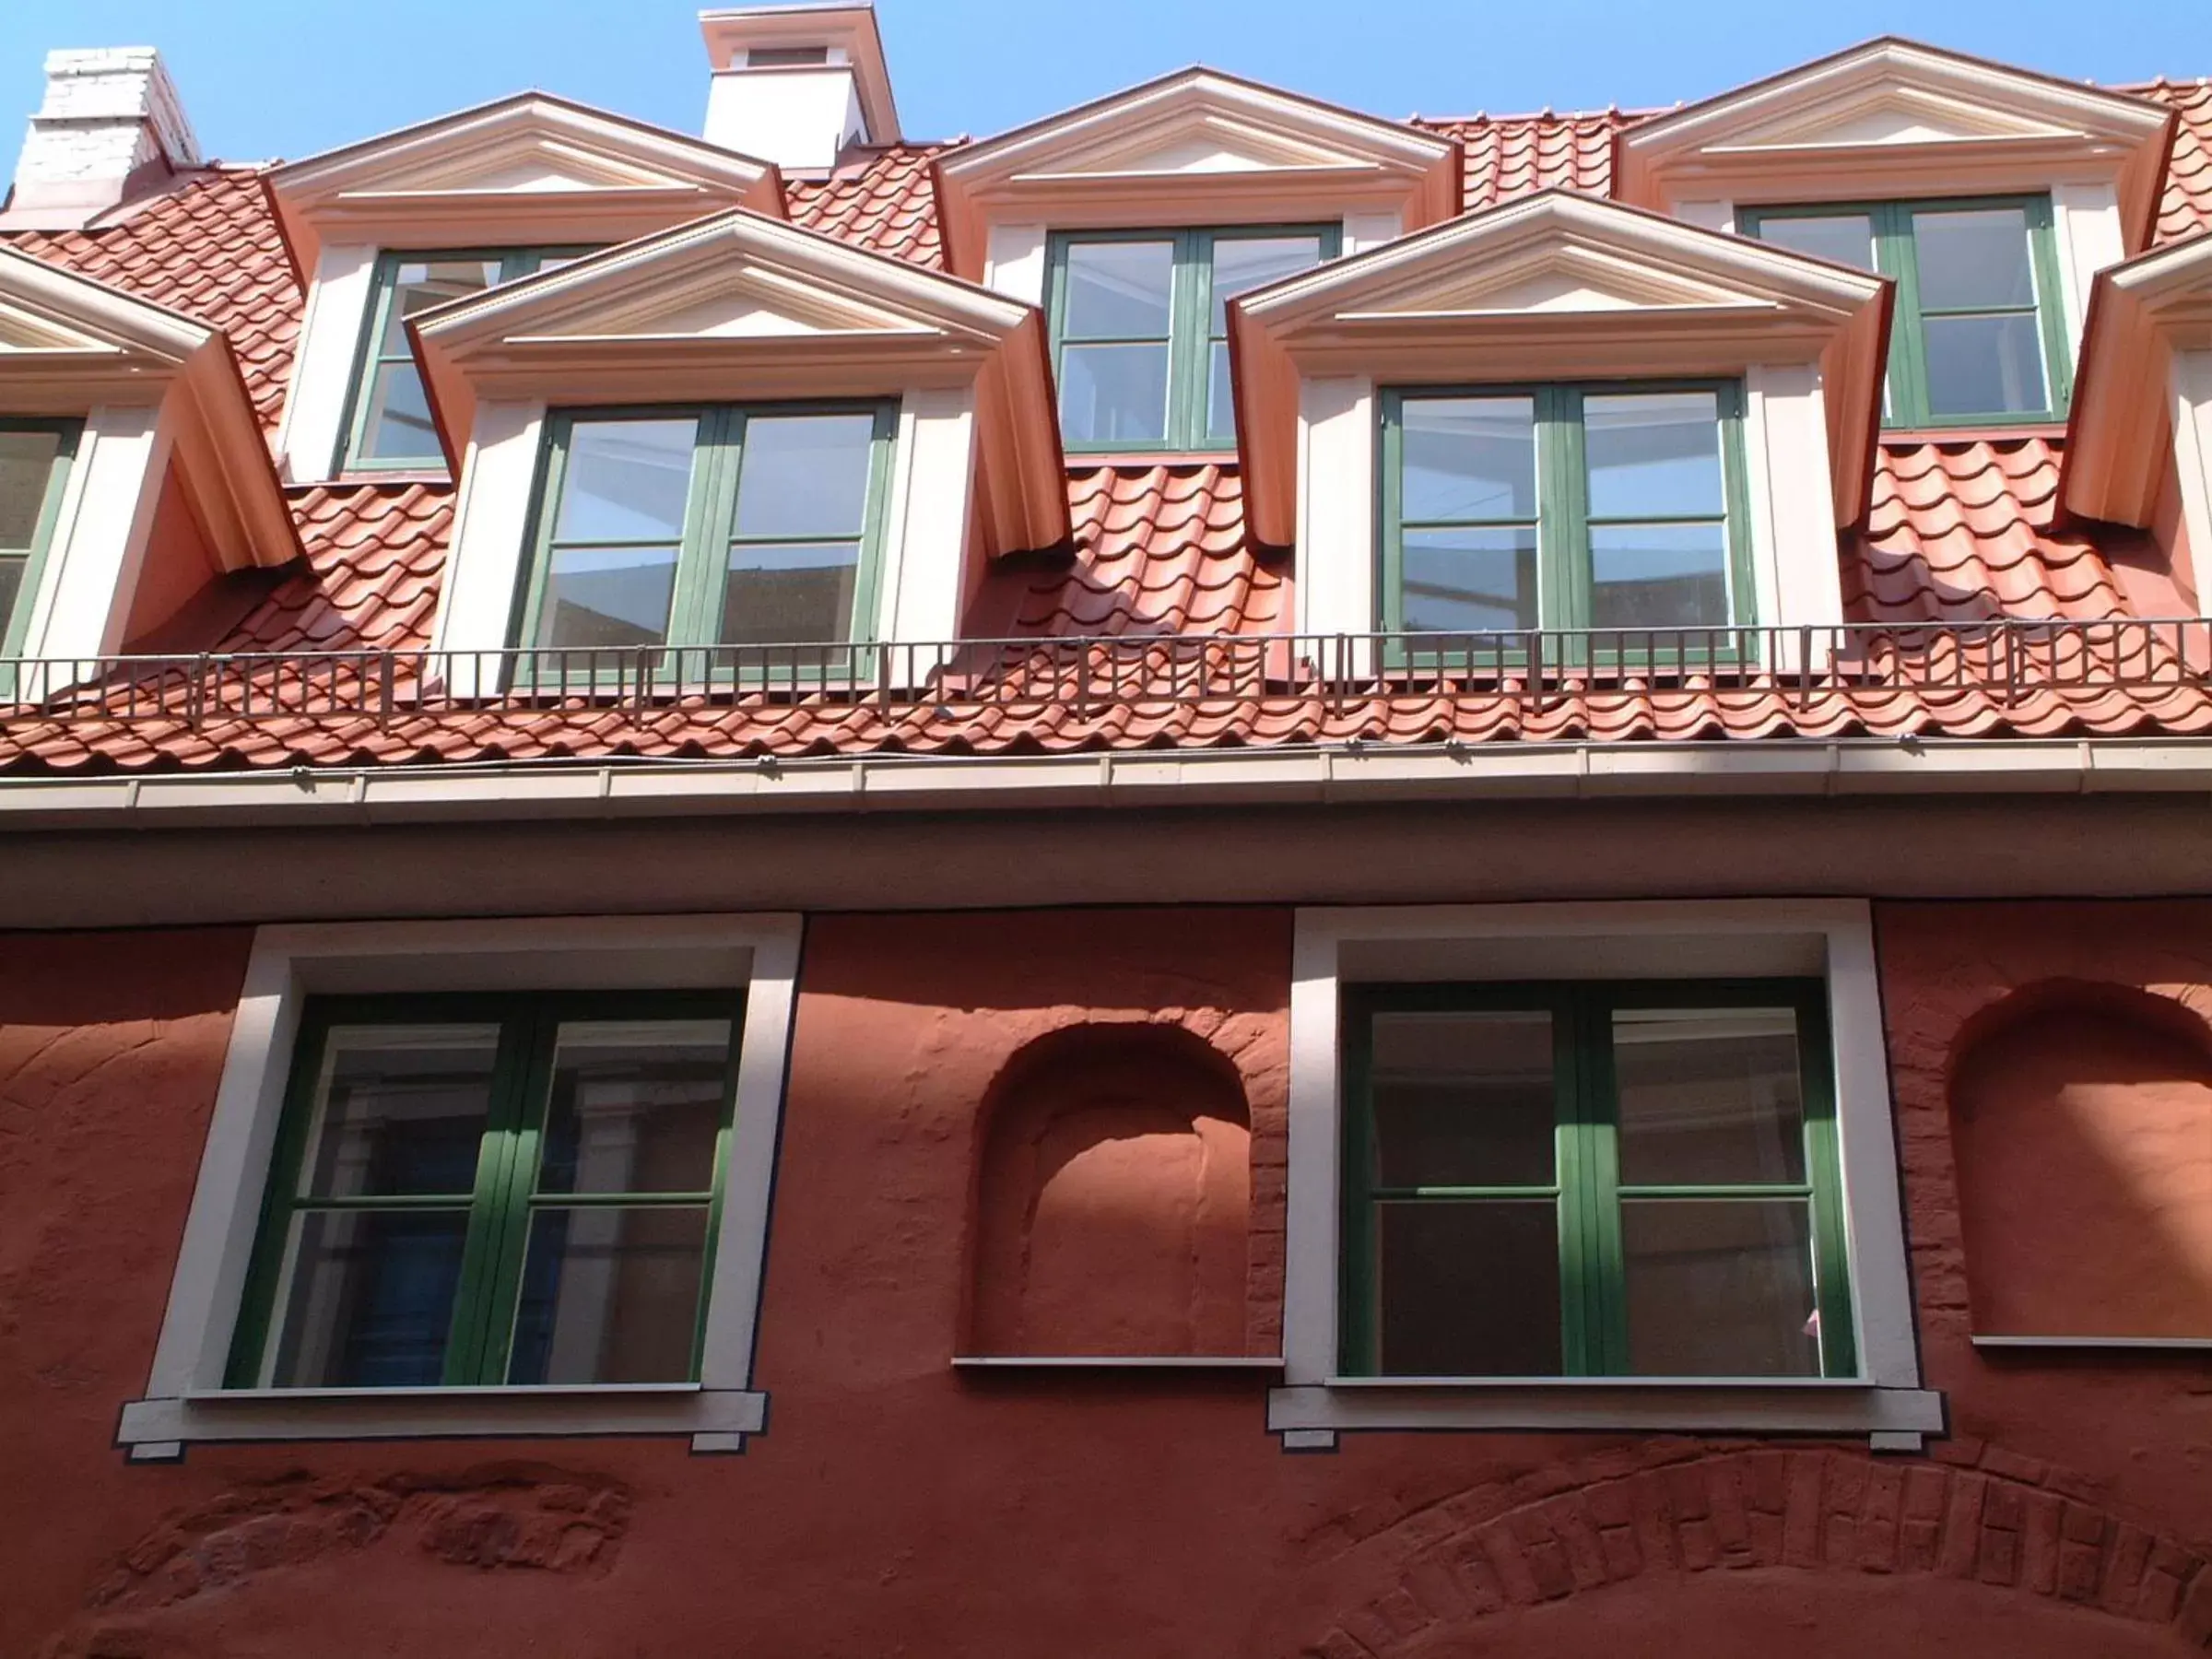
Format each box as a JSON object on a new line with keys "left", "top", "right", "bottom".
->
{"left": 1382, "top": 383, "right": 1747, "bottom": 640}
{"left": 343, "top": 247, "right": 594, "bottom": 472}
{"left": 1744, "top": 196, "right": 2070, "bottom": 427}
{"left": 0, "top": 420, "right": 77, "bottom": 655}
{"left": 1045, "top": 225, "right": 1337, "bottom": 452}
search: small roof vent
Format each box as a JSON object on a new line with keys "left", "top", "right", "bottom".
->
{"left": 699, "top": 4, "right": 901, "bottom": 175}
{"left": 1, "top": 47, "right": 202, "bottom": 230}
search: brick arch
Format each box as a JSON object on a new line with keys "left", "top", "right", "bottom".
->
{"left": 1304, "top": 1444, "right": 2212, "bottom": 1656}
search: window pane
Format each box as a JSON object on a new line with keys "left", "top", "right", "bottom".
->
{"left": 723, "top": 541, "right": 860, "bottom": 644}
{"left": 1376, "top": 1200, "right": 1562, "bottom": 1376}
{"left": 554, "top": 419, "right": 698, "bottom": 544}
{"left": 379, "top": 259, "right": 501, "bottom": 354}
{"left": 506, "top": 1205, "right": 710, "bottom": 1383}
{"left": 732, "top": 414, "right": 876, "bottom": 539}
{"left": 1061, "top": 240, "right": 1174, "bottom": 339}
{"left": 1059, "top": 342, "right": 1171, "bottom": 444}
{"left": 359, "top": 361, "right": 439, "bottom": 462}
{"left": 298, "top": 1024, "right": 500, "bottom": 1199}
{"left": 537, "top": 545, "right": 679, "bottom": 649}
{"left": 268, "top": 1208, "right": 471, "bottom": 1387}
{"left": 1208, "top": 234, "right": 1324, "bottom": 331}
{"left": 1614, "top": 1007, "right": 1806, "bottom": 1186}
{"left": 1401, "top": 397, "right": 1536, "bottom": 523}
{"left": 1588, "top": 524, "right": 1730, "bottom": 629}
{"left": 1370, "top": 1010, "right": 1556, "bottom": 1187}
{"left": 0, "top": 428, "right": 65, "bottom": 548}
{"left": 1922, "top": 312, "right": 2048, "bottom": 417}
{"left": 1584, "top": 392, "right": 1723, "bottom": 520}
{"left": 1621, "top": 1198, "right": 1821, "bottom": 1377}
{"left": 1402, "top": 528, "right": 1539, "bottom": 634}
{"left": 1206, "top": 340, "right": 1237, "bottom": 442}
{"left": 1912, "top": 206, "right": 2035, "bottom": 311}
{"left": 537, "top": 1018, "right": 732, "bottom": 1196}
{"left": 1754, "top": 213, "right": 1877, "bottom": 273}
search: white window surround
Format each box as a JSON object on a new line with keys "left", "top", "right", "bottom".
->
{"left": 410, "top": 209, "right": 1065, "bottom": 666}
{"left": 115, "top": 912, "right": 802, "bottom": 1463}
{"left": 264, "top": 92, "right": 785, "bottom": 486}
{"left": 1270, "top": 900, "right": 1943, "bottom": 1453}
{"left": 938, "top": 66, "right": 1460, "bottom": 293}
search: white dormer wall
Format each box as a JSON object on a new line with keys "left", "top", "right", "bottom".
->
{"left": 276, "top": 243, "right": 382, "bottom": 484}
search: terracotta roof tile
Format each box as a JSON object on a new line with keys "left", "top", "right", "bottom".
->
{"left": 2135, "top": 78, "right": 2212, "bottom": 243}
{"left": 1846, "top": 439, "right": 2128, "bottom": 624}
{"left": 786, "top": 145, "right": 947, "bottom": 267}
{"left": 1416, "top": 111, "right": 1623, "bottom": 210}
{"left": 217, "top": 483, "right": 453, "bottom": 653}
{"left": 6, "top": 170, "right": 301, "bottom": 433}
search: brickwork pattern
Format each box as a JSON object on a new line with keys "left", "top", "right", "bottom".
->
{"left": 1303, "top": 1441, "right": 2212, "bottom": 1655}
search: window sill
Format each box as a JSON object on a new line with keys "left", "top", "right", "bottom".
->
{"left": 1878, "top": 421, "right": 2067, "bottom": 445}
{"left": 1971, "top": 1334, "right": 2212, "bottom": 1352}
{"left": 1266, "top": 1379, "right": 1945, "bottom": 1451}
{"left": 951, "top": 1354, "right": 1284, "bottom": 1371}
{"left": 114, "top": 1382, "right": 769, "bottom": 1463}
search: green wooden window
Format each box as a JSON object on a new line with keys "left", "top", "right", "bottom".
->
{"left": 339, "top": 247, "right": 592, "bottom": 473}
{"left": 1045, "top": 224, "right": 1339, "bottom": 452}
{"left": 1741, "top": 196, "right": 2072, "bottom": 427}
{"left": 1381, "top": 382, "right": 1754, "bottom": 639}
{"left": 229, "top": 991, "right": 745, "bottom": 1390}
{"left": 518, "top": 403, "right": 896, "bottom": 656}
{"left": 0, "top": 418, "right": 79, "bottom": 659}
{"left": 1340, "top": 981, "right": 1854, "bottom": 1380}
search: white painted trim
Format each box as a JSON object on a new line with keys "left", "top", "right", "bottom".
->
{"left": 429, "top": 397, "right": 546, "bottom": 667}
{"left": 20, "top": 404, "right": 165, "bottom": 660}
{"left": 880, "top": 386, "right": 976, "bottom": 644}
{"left": 2172, "top": 352, "right": 2212, "bottom": 605}
{"left": 120, "top": 911, "right": 803, "bottom": 1457}
{"left": 1276, "top": 899, "right": 1935, "bottom": 1444}
{"left": 982, "top": 221, "right": 1048, "bottom": 307}
{"left": 950, "top": 1355, "right": 1284, "bottom": 1371}
{"left": 275, "top": 242, "right": 379, "bottom": 485}
{"left": 6, "top": 735, "right": 2212, "bottom": 833}
{"left": 2048, "top": 179, "right": 2122, "bottom": 357}
{"left": 1293, "top": 373, "right": 1373, "bottom": 635}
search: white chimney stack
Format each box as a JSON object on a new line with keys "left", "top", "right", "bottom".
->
{"left": 700, "top": 4, "right": 901, "bottom": 176}
{"left": 2, "top": 47, "right": 202, "bottom": 230}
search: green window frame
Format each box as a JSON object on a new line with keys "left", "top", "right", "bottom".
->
{"left": 1379, "top": 381, "right": 1755, "bottom": 653}
{"left": 1044, "top": 223, "right": 1340, "bottom": 453}
{"left": 0, "top": 417, "right": 80, "bottom": 665}
{"left": 337, "top": 247, "right": 593, "bottom": 474}
{"left": 1339, "top": 979, "right": 1855, "bottom": 1381}
{"left": 515, "top": 401, "right": 898, "bottom": 669}
{"left": 1739, "top": 195, "right": 2072, "bottom": 428}
{"left": 227, "top": 989, "right": 746, "bottom": 1390}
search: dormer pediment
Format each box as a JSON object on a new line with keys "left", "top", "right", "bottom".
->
{"left": 412, "top": 208, "right": 1068, "bottom": 555}
{"left": 935, "top": 68, "right": 1460, "bottom": 276}
{"left": 1617, "top": 39, "right": 2174, "bottom": 247}
{"left": 266, "top": 93, "right": 787, "bottom": 276}
{"left": 2064, "top": 232, "right": 2212, "bottom": 530}
{"left": 1230, "top": 191, "right": 1890, "bottom": 545}
{"left": 0, "top": 244, "right": 209, "bottom": 402}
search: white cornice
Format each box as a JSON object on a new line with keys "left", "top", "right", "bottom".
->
{"left": 2064, "top": 231, "right": 2212, "bottom": 526}
{"left": 1616, "top": 38, "right": 2174, "bottom": 247}
{"left": 1229, "top": 191, "right": 1890, "bottom": 546}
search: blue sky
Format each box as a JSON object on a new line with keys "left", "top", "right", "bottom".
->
{"left": 0, "top": 0, "right": 2204, "bottom": 174}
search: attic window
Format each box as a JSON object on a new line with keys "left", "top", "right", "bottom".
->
{"left": 1742, "top": 196, "right": 2071, "bottom": 429}
{"left": 745, "top": 45, "right": 831, "bottom": 67}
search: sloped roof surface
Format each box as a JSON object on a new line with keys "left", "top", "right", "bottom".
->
{"left": 0, "top": 68, "right": 2207, "bottom": 776}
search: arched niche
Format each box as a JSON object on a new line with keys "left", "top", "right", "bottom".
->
{"left": 1948, "top": 980, "right": 2212, "bottom": 1338}
{"left": 966, "top": 1022, "right": 1253, "bottom": 1357}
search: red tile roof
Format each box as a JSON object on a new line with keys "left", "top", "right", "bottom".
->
{"left": 1, "top": 78, "right": 2208, "bottom": 776}
{"left": 1416, "top": 111, "right": 1624, "bottom": 211}
{"left": 7, "top": 169, "right": 300, "bottom": 433}
{"left": 2136, "top": 78, "right": 2212, "bottom": 243}
{"left": 785, "top": 143, "right": 947, "bottom": 267}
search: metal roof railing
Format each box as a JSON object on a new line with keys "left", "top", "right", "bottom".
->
{"left": 0, "top": 618, "right": 2206, "bottom": 732}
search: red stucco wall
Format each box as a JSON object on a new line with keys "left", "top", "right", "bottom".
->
{"left": 2, "top": 907, "right": 2208, "bottom": 1656}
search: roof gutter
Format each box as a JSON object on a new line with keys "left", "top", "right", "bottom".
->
{"left": 3, "top": 735, "right": 2210, "bottom": 830}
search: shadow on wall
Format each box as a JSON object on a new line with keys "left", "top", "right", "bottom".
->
{"left": 1948, "top": 978, "right": 2212, "bottom": 1339}
{"left": 964, "top": 1022, "right": 1253, "bottom": 1358}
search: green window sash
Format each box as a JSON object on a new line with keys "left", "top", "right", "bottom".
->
{"left": 337, "top": 246, "right": 595, "bottom": 475}
{"left": 1045, "top": 224, "right": 1339, "bottom": 453}
{"left": 513, "top": 400, "right": 897, "bottom": 679}
{"left": 227, "top": 990, "right": 747, "bottom": 1391}
{"left": 1379, "top": 381, "right": 1754, "bottom": 662}
{"left": 1741, "top": 194, "right": 2070, "bottom": 429}
{"left": 1339, "top": 979, "right": 1855, "bottom": 1382}
{"left": 0, "top": 418, "right": 81, "bottom": 673}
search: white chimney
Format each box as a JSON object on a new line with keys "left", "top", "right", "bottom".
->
{"left": 700, "top": 5, "right": 901, "bottom": 176}
{"left": 2, "top": 47, "right": 202, "bottom": 230}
